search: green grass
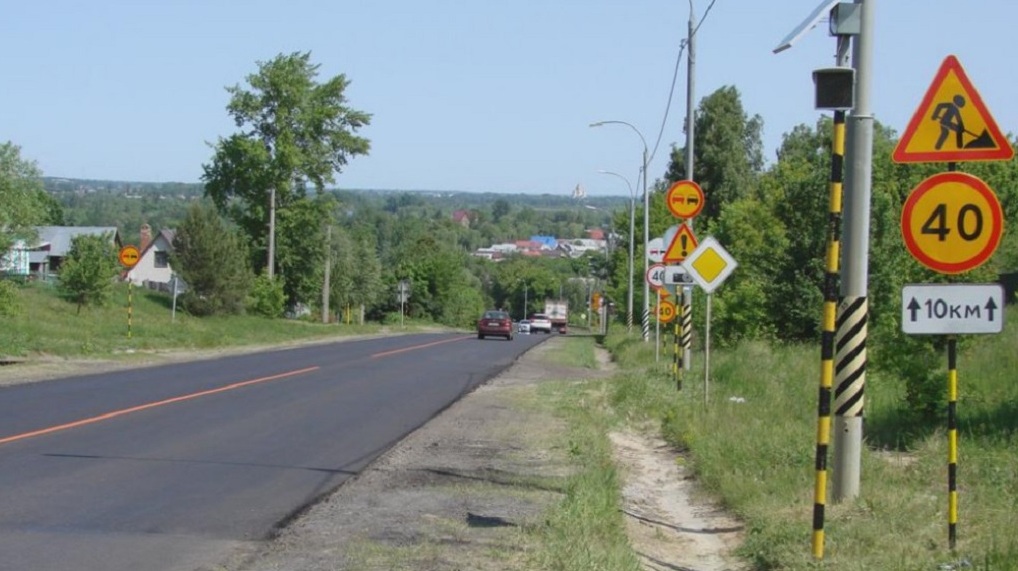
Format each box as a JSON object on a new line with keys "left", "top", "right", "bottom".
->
{"left": 600, "top": 307, "right": 1018, "bottom": 570}
{"left": 526, "top": 376, "right": 643, "bottom": 571}
{"left": 541, "top": 335, "right": 599, "bottom": 369}
{"left": 0, "top": 281, "right": 393, "bottom": 360}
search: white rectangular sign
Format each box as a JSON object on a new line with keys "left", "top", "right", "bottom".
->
{"left": 901, "top": 284, "right": 1004, "bottom": 335}
{"left": 663, "top": 265, "right": 689, "bottom": 285}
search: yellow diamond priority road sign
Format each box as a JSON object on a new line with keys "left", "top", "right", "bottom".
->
{"left": 681, "top": 236, "right": 737, "bottom": 294}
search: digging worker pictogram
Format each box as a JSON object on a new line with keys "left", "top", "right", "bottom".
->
{"left": 931, "top": 95, "right": 967, "bottom": 150}
{"left": 930, "top": 93, "right": 994, "bottom": 151}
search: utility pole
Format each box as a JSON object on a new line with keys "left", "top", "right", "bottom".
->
{"left": 833, "top": 0, "right": 874, "bottom": 503}
{"left": 322, "top": 224, "right": 331, "bottom": 324}
{"left": 683, "top": 0, "right": 696, "bottom": 370}
{"left": 267, "top": 185, "right": 276, "bottom": 279}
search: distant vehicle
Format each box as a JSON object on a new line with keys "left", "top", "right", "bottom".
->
{"left": 517, "top": 319, "right": 531, "bottom": 334}
{"left": 544, "top": 299, "right": 569, "bottom": 334}
{"left": 528, "top": 312, "right": 552, "bottom": 334}
{"left": 477, "top": 310, "right": 514, "bottom": 340}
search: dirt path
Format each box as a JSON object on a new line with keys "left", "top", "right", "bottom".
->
{"left": 213, "top": 339, "right": 744, "bottom": 571}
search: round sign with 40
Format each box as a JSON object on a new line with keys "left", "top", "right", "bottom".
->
{"left": 901, "top": 171, "right": 1003, "bottom": 275}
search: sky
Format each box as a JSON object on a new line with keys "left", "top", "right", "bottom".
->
{"left": 2, "top": 1, "right": 1016, "bottom": 197}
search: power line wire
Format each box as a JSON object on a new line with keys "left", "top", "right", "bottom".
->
{"left": 647, "top": 0, "right": 720, "bottom": 169}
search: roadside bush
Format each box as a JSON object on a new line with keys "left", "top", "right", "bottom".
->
{"left": 57, "top": 233, "right": 120, "bottom": 312}
{"left": 0, "top": 279, "right": 19, "bottom": 316}
{"left": 248, "top": 274, "right": 285, "bottom": 318}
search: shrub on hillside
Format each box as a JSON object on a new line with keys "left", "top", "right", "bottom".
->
{"left": 248, "top": 274, "right": 285, "bottom": 318}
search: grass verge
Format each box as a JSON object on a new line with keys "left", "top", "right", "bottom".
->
{"left": 0, "top": 281, "right": 428, "bottom": 360}
{"left": 600, "top": 306, "right": 1018, "bottom": 570}
{"left": 525, "top": 374, "right": 642, "bottom": 571}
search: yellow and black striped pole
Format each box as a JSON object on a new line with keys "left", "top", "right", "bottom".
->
{"left": 947, "top": 335, "right": 959, "bottom": 549}
{"left": 679, "top": 289, "right": 692, "bottom": 363}
{"left": 812, "top": 109, "right": 846, "bottom": 559}
{"left": 674, "top": 289, "right": 683, "bottom": 390}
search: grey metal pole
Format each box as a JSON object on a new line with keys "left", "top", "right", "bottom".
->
{"left": 322, "top": 224, "right": 331, "bottom": 324}
{"left": 642, "top": 146, "right": 650, "bottom": 342}
{"left": 833, "top": 0, "right": 874, "bottom": 503}
{"left": 596, "top": 170, "right": 636, "bottom": 332}
{"left": 589, "top": 120, "right": 649, "bottom": 341}
{"left": 628, "top": 195, "right": 635, "bottom": 333}
{"left": 267, "top": 185, "right": 276, "bottom": 279}
{"left": 683, "top": 1, "right": 696, "bottom": 369}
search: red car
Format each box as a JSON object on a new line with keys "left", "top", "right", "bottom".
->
{"left": 477, "top": 310, "right": 514, "bottom": 340}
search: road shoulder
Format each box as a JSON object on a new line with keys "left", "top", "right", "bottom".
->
{"left": 216, "top": 337, "right": 745, "bottom": 571}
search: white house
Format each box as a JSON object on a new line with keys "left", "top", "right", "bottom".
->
{"left": 0, "top": 239, "right": 29, "bottom": 276}
{"left": 125, "top": 228, "right": 177, "bottom": 287}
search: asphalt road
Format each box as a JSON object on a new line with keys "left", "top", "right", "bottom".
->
{"left": 0, "top": 331, "right": 549, "bottom": 571}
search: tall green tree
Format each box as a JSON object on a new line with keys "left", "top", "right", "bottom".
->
{"left": 58, "top": 233, "right": 120, "bottom": 313}
{"left": 172, "top": 203, "right": 253, "bottom": 316}
{"left": 666, "top": 86, "right": 764, "bottom": 226}
{"left": 0, "top": 142, "right": 49, "bottom": 253}
{"left": 202, "top": 51, "right": 371, "bottom": 305}
{"left": 349, "top": 231, "right": 383, "bottom": 320}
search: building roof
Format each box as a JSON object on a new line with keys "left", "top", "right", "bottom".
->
{"left": 33, "top": 226, "right": 120, "bottom": 256}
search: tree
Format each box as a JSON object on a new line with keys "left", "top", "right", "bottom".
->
{"left": 171, "top": 203, "right": 253, "bottom": 316}
{"left": 58, "top": 233, "right": 120, "bottom": 313}
{"left": 666, "top": 86, "right": 764, "bottom": 226}
{"left": 203, "top": 51, "right": 371, "bottom": 305}
{"left": 0, "top": 142, "right": 48, "bottom": 254}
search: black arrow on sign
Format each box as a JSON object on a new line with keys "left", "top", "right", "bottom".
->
{"left": 985, "top": 297, "right": 998, "bottom": 322}
{"left": 907, "top": 297, "right": 921, "bottom": 322}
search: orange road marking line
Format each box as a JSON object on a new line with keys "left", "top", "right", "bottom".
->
{"left": 0, "top": 366, "right": 320, "bottom": 446}
{"left": 370, "top": 336, "right": 472, "bottom": 358}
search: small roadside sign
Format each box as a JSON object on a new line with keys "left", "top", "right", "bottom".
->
{"left": 900, "top": 172, "right": 1003, "bottom": 274}
{"left": 646, "top": 263, "right": 666, "bottom": 289}
{"left": 662, "top": 265, "right": 689, "bottom": 286}
{"left": 665, "top": 180, "right": 705, "bottom": 220}
{"left": 893, "top": 55, "right": 1013, "bottom": 163}
{"left": 681, "top": 236, "right": 737, "bottom": 294}
{"left": 902, "top": 283, "right": 1004, "bottom": 335}
{"left": 655, "top": 300, "right": 677, "bottom": 323}
{"left": 662, "top": 223, "right": 698, "bottom": 264}
{"left": 646, "top": 237, "right": 665, "bottom": 264}
{"left": 118, "top": 245, "right": 140, "bottom": 268}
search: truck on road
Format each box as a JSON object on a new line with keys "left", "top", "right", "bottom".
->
{"left": 544, "top": 299, "right": 569, "bottom": 334}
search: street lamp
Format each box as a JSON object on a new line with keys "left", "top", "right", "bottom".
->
{"left": 596, "top": 170, "right": 636, "bottom": 333}
{"left": 589, "top": 120, "right": 650, "bottom": 341}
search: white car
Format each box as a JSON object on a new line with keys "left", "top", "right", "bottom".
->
{"left": 517, "top": 319, "right": 531, "bottom": 334}
{"left": 528, "top": 313, "right": 552, "bottom": 334}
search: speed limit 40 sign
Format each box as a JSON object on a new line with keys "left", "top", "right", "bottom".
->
{"left": 901, "top": 172, "right": 1003, "bottom": 274}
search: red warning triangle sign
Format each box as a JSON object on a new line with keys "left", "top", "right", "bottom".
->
{"left": 893, "top": 55, "right": 1013, "bottom": 163}
{"left": 663, "top": 223, "right": 697, "bottom": 264}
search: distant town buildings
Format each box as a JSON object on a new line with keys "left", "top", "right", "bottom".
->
{"left": 471, "top": 233, "right": 607, "bottom": 262}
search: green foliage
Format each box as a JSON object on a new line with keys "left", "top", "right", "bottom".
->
{"left": 203, "top": 51, "right": 371, "bottom": 306}
{"left": 0, "top": 280, "right": 382, "bottom": 359}
{"left": 666, "top": 85, "right": 764, "bottom": 225}
{"left": 57, "top": 233, "right": 120, "bottom": 312}
{"left": 0, "top": 142, "right": 48, "bottom": 253}
{"left": 172, "top": 203, "right": 253, "bottom": 316}
{"left": 0, "top": 280, "right": 19, "bottom": 317}
{"left": 602, "top": 322, "right": 1018, "bottom": 569}
{"left": 248, "top": 274, "right": 285, "bottom": 318}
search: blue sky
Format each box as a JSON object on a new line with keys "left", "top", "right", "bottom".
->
{"left": 2, "top": 1, "right": 1015, "bottom": 196}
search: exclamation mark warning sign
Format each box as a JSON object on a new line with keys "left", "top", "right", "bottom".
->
{"left": 663, "top": 223, "right": 698, "bottom": 264}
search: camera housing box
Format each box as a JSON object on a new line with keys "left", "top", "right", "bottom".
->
{"left": 813, "top": 67, "right": 855, "bottom": 110}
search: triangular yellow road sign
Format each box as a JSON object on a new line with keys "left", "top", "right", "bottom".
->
{"left": 663, "top": 223, "right": 697, "bottom": 264}
{"left": 893, "top": 55, "right": 1013, "bottom": 163}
